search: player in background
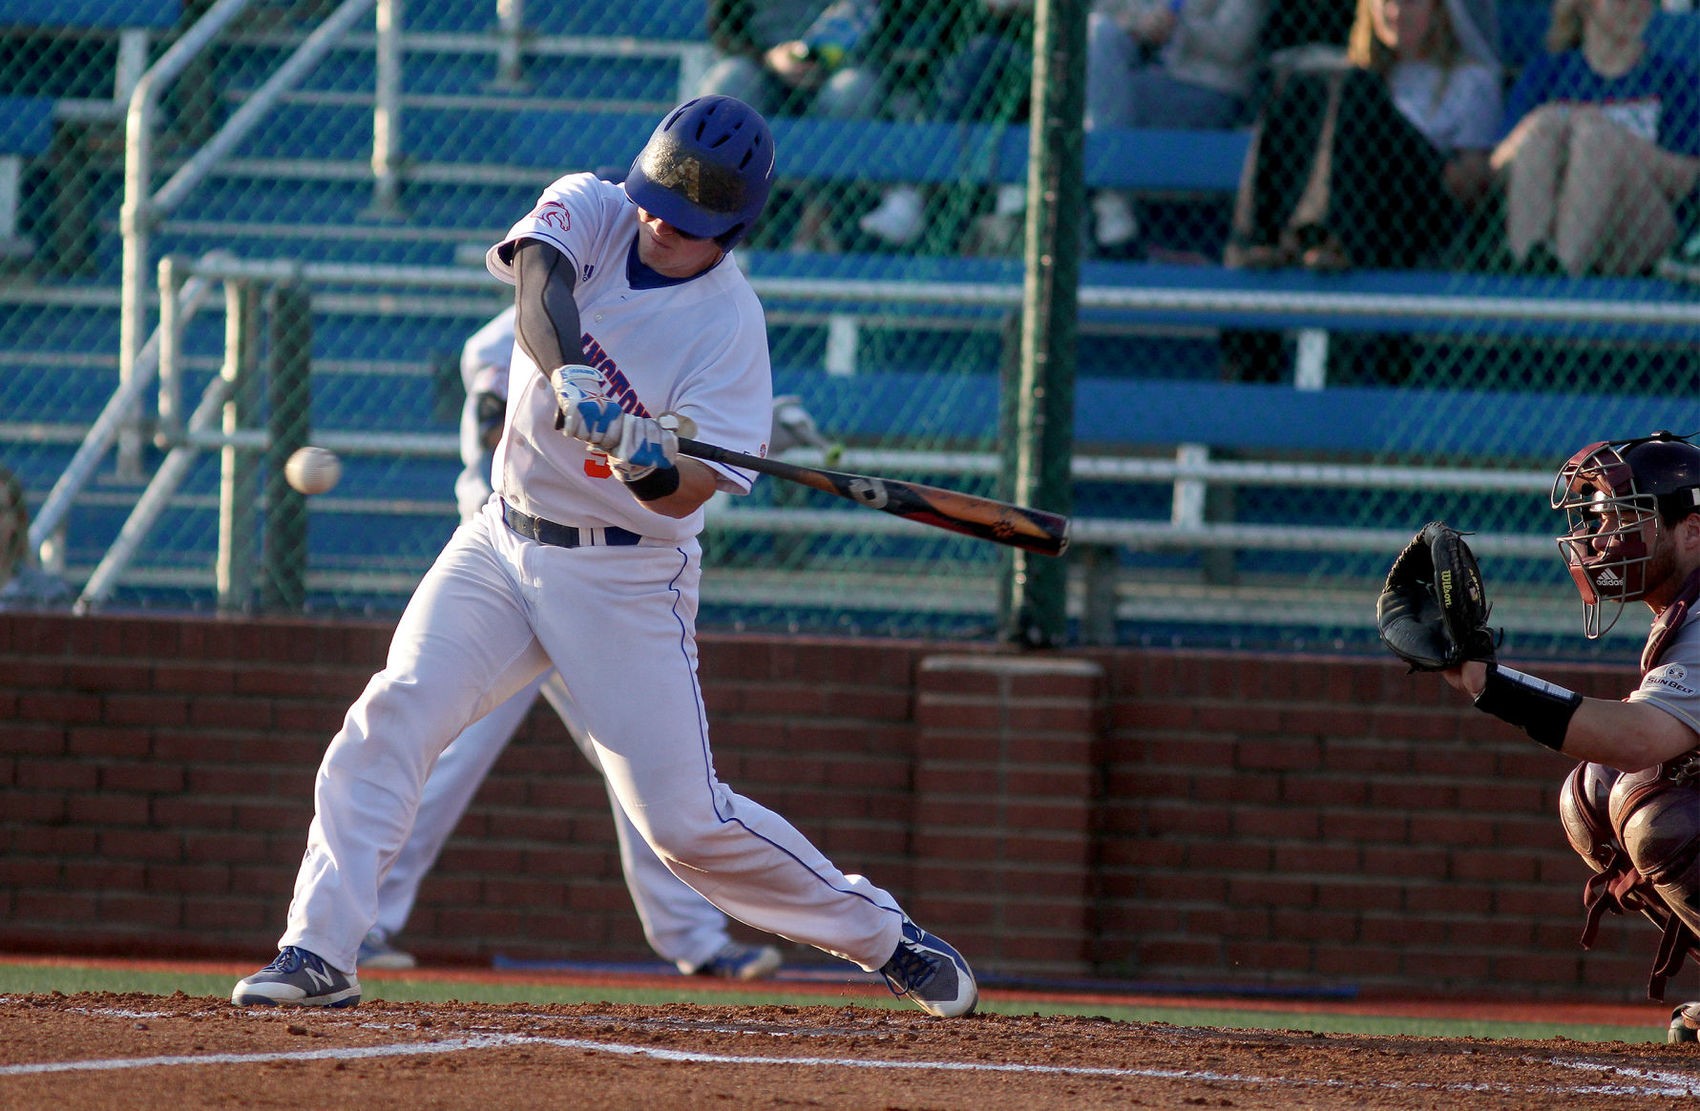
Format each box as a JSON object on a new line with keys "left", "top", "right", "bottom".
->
{"left": 232, "top": 96, "right": 978, "bottom": 1018}
{"left": 1428, "top": 432, "right": 1700, "bottom": 1043}
{"left": 358, "top": 305, "right": 784, "bottom": 981}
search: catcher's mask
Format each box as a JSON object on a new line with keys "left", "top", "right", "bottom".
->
{"left": 1552, "top": 431, "right": 1700, "bottom": 638}
{"left": 623, "top": 95, "right": 774, "bottom": 250}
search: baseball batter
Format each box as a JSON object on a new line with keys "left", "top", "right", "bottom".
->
{"left": 233, "top": 96, "right": 977, "bottom": 1017}
{"left": 362, "top": 304, "right": 780, "bottom": 980}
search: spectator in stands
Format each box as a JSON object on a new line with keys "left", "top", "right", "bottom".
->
{"left": 1223, "top": 0, "right": 1503, "bottom": 272}
{"left": 698, "top": 0, "right": 882, "bottom": 250}
{"left": 0, "top": 465, "right": 69, "bottom": 609}
{"left": 0, "top": 465, "right": 23, "bottom": 591}
{"left": 1490, "top": 0, "right": 1700, "bottom": 276}
{"left": 698, "top": 0, "right": 880, "bottom": 118}
{"left": 1083, "top": 0, "right": 1270, "bottom": 255}
{"left": 856, "top": 0, "right": 1035, "bottom": 253}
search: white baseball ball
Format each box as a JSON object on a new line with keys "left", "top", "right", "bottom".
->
{"left": 284, "top": 446, "right": 342, "bottom": 495}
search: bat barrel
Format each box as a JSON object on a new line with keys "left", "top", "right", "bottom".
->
{"left": 678, "top": 436, "right": 1071, "bottom": 557}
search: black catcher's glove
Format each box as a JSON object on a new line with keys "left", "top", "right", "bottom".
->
{"left": 1376, "top": 521, "right": 1497, "bottom": 671}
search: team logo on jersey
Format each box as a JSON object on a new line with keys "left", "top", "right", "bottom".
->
{"left": 535, "top": 200, "right": 571, "bottom": 231}
{"left": 578, "top": 335, "right": 648, "bottom": 419}
{"left": 1647, "top": 663, "right": 1695, "bottom": 696}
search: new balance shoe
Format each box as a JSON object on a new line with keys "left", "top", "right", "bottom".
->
{"left": 231, "top": 947, "right": 361, "bottom": 1008}
{"left": 1670, "top": 1001, "right": 1700, "bottom": 1044}
{"left": 879, "top": 917, "right": 977, "bottom": 1018}
{"left": 692, "top": 942, "right": 783, "bottom": 981}
{"left": 357, "top": 929, "right": 417, "bottom": 971}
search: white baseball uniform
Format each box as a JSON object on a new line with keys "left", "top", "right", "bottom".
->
{"left": 280, "top": 173, "right": 905, "bottom": 974}
{"left": 373, "top": 306, "right": 749, "bottom": 973}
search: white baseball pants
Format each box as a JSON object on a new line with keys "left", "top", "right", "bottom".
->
{"left": 282, "top": 500, "right": 904, "bottom": 973}
{"left": 373, "top": 668, "right": 744, "bottom": 972}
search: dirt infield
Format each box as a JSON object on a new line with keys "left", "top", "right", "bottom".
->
{"left": 3, "top": 989, "right": 1697, "bottom": 1110}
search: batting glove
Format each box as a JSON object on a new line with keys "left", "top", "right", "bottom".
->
{"left": 605, "top": 414, "right": 679, "bottom": 482}
{"left": 560, "top": 396, "right": 678, "bottom": 481}
{"left": 550, "top": 364, "right": 606, "bottom": 418}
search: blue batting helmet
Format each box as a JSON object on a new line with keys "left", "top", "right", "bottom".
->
{"left": 623, "top": 95, "right": 775, "bottom": 249}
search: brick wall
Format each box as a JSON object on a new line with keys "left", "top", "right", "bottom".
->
{"left": 0, "top": 611, "right": 1685, "bottom": 1003}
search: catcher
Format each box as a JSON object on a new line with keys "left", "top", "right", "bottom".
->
{"left": 1378, "top": 431, "right": 1700, "bottom": 1044}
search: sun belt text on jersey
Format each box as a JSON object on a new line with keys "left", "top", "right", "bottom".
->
{"left": 484, "top": 173, "right": 773, "bottom": 543}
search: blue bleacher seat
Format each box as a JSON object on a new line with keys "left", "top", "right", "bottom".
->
{"left": 400, "top": 1, "right": 703, "bottom": 39}
{"left": 0, "top": 1, "right": 181, "bottom": 29}
{"left": 0, "top": 95, "right": 53, "bottom": 155}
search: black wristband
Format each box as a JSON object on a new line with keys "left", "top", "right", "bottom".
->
{"left": 1472, "top": 663, "right": 1582, "bottom": 751}
{"left": 622, "top": 464, "right": 680, "bottom": 501}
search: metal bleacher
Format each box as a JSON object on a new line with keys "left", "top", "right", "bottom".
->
{"left": 2, "top": 1, "right": 1697, "bottom": 650}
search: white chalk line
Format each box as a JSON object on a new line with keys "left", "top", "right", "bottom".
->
{"left": 0, "top": 999, "right": 1693, "bottom": 1099}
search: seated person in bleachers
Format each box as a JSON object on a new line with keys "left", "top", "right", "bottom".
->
{"left": 698, "top": 0, "right": 880, "bottom": 118}
{"left": 856, "top": 0, "right": 1035, "bottom": 253}
{"left": 1490, "top": 0, "right": 1700, "bottom": 276}
{"left": 1083, "top": 0, "right": 1270, "bottom": 255}
{"left": 697, "top": 0, "right": 882, "bottom": 250}
{"left": 1224, "top": 0, "right": 1502, "bottom": 271}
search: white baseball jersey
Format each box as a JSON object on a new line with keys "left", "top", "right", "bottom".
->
{"left": 461, "top": 304, "right": 516, "bottom": 402}
{"left": 485, "top": 173, "right": 773, "bottom": 543}
{"left": 454, "top": 305, "right": 516, "bottom": 523}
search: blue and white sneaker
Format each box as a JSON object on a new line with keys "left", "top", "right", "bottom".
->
{"left": 231, "top": 947, "right": 361, "bottom": 1008}
{"left": 691, "top": 942, "right": 783, "bottom": 981}
{"left": 879, "top": 917, "right": 977, "bottom": 1018}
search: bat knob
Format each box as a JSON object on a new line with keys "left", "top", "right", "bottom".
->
{"left": 658, "top": 412, "right": 698, "bottom": 439}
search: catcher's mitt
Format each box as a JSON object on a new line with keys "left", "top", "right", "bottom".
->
{"left": 1376, "top": 521, "right": 1497, "bottom": 671}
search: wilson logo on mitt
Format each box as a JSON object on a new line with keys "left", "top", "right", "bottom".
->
{"left": 1377, "top": 521, "right": 1499, "bottom": 672}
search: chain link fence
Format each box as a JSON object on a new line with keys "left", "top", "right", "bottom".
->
{"left": 1, "top": 0, "right": 1697, "bottom": 659}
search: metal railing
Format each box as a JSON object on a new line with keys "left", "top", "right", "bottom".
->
{"left": 52, "top": 252, "right": 1608, "bottom": 632}
{"left": 117, "top": 0, "right": 715, "bottom": 461}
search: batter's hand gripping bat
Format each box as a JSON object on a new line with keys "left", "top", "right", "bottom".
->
{"left": 669, "top": 424, "right": 1071, "bottom": 557}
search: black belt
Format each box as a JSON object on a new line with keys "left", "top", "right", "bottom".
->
{"left": 500, "top": 501, "right": 643, "bottom": 548}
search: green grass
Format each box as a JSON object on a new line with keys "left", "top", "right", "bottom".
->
{"left": 0, "top": 962, "right": 1664, "bottom": 1044}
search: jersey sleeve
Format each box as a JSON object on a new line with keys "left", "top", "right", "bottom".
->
{"left": 484, "top": 172, "right": 601, "bottom": 286}
{"left": 1496, "top": 53, "right": 1558, "bottom": 142}
{"left": 1627, "top": 619, "right": 1700, "bottom": 736}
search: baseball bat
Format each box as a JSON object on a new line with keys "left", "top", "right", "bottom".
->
{"left": 675, "top": 436, "right": 1071, "bottom": 557}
